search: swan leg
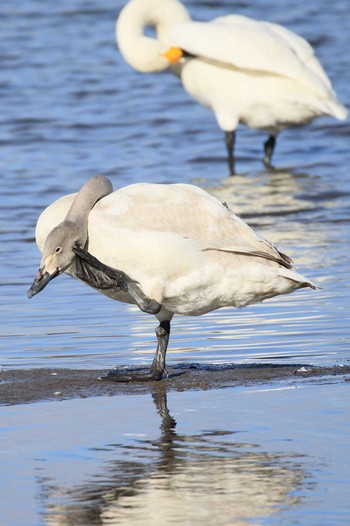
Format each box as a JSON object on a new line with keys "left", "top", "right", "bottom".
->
{"left": 73, "top": 246, "right": 161, "bottom": 314}
{"left": 103, "top": 320, "right": 171, "bottom": 382}
{"left": 263, "top": 134, "right": 276, "bottom": 167}
{"left": 225, "top": 131, "right": 236, "bottom": 176}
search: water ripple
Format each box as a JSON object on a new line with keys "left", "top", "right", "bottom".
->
{"left": 0, "top": 0, "right": 349, "bottom": 369}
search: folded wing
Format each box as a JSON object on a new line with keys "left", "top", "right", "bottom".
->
{"left": 169, "top": 15, "right": 335, "bottom": 99}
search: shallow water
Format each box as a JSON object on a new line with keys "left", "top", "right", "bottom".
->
{"left": 1, "top": 1, "right": 350, "bottom": 524}
{"left": 1, "top": 377, "right": 350, "bottom": 525}
{"left": 0, "top": 0, "right": 350, "bottom": 368}
{"left": 0, "top": 0, "right": 350, "bottom": 370}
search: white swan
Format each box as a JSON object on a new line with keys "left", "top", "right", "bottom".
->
{"left": 28, "top": 176, "right": 315, "bottom": 381}
{"left": 116, "top": 0, "right": 347, "bottom": 174}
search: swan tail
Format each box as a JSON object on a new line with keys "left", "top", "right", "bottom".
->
{"left": 326, "top": 99, "right": 348, "bottom": 120}
{"left": 279, "top": 267, "right": 318, "bottom": 290}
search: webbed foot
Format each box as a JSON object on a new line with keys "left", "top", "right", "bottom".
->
{"left": 101, "top": 320, "right": 171, "bottom": 383}
{"left": 101, "top": 368, "right": 165, "bottom": 382}
{"left": 73, "top": 245, "right": 161, "bottom": 314}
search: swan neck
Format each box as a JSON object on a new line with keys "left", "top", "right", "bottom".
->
{"left": 65, "top": 175, "right": 113, "bottom": 237}
{"left": 116, "top": 0, "right": 190, "bottom": 73}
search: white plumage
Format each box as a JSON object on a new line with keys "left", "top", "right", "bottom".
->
{"left": 116, "top": 0, "right": 347, "bottom": 173}
{"left": 29, "top": 177, "right": 315, "bottom": 380}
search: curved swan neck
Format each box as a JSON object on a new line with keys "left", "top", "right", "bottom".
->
{"left": 116, "top": 0, "right": 190, "bottom": 73}
{"left": 65, "top": 175, "right": 113, "bottom": 233}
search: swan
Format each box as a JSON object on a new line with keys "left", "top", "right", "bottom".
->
{"left": 116, "top": 0, "right": 347, "bottom": 174}
{"left": 28, "top": 175, "right": 316, "bottom": 381}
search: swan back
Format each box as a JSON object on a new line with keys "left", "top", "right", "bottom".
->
{"left": 170, "top": 17, "right": 335, "bottom": 102}
{"left": 39, "top": 182, "right": 294, "bottom": 272}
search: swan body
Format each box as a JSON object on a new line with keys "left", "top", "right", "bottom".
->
{"left": 116, "top": 0, "right": 347, "bottom": 173}
{"left": 29, "top": 176, "right": 315, "bottom": 380}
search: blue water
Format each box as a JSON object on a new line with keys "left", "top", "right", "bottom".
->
{"left": 1, "top": 379, "right": 350, "bottom": 525}
{"left": 0, "top": 0, "right": 349, "bottom": 370}
{"left": 1, "top": 2, "right": 350, "bottom": 526}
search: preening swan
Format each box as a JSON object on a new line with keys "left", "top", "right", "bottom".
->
{"left": 116, "top": 0, "right": 347, "bottom": 174}
{"left": 28, "top": 176, "right": 316, "bottom": 381}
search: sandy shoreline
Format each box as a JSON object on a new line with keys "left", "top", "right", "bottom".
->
{"left": 1, "top": 363, "right": 349, "bottom": 406}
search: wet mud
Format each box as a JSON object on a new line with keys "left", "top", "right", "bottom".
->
{"left": 1, "top": 363, "right": 349, "bottom": 406}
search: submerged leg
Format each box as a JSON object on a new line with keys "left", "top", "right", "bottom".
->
{"left": 263, "top": 134, "right": 276, "bottom": 167}
{"left": 73, "top": 245, "right": 161, "bottom": 315}
{"left": 103, "top": 320, "right": 171, "bottom": 382}
{"left": 225, "top": 131, "right": 236, "bottom": 176}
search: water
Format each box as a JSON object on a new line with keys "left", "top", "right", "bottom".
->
{"left": 1, "top": 0, "right": 349, "bottom": 370}
{"left": 1, "top": 1, "right": 350, "bottom": 524}
{"left": 1, "top": 379, "right": 350, "bottom": 525}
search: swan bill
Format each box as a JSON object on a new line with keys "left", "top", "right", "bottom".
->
{"left": 27, "top": 267, "right": 59, "bottom": 299}
{"left": 163, "top": 46, "right": 183, "bottom": 64}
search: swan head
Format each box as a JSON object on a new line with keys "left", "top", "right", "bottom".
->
{"left": 27, "top": 220, "right": 84, "bottom": 298}
{"left": 28, "top": 175, "right": 112, "bottom": 299}
{"left": 116, "top": 0, "right": 190, "bottom": 73}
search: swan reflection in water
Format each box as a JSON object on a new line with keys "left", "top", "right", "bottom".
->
{"left": 206, "top": 169, "right": 324, "bottom": 232}
{"left": 40, "top": 387, "right": 308, "bottom": 526}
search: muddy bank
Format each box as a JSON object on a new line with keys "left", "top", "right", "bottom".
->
{"left": 1, "top": 363, "right": 349, "bottom": 406}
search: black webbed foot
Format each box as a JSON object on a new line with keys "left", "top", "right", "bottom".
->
{"left": 73, "top": 245, "right": 161, "bottom": 315}
{"left": 101, "top": 320, "right": 171, "bottom": 383}
{"left": 101, "top": 368, "right": 165, "bottom": 382}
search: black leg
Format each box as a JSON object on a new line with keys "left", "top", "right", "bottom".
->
{"left": 73, "top": 246, "right": 161, "bottom": 315}
{"left": 263, "top": 134, "right": 276, "bottom": 167}
{"left": 103, "top": 320, "right": 171, "bottom": 382}
{"left": 151, "top": 320, "right": 170, "bottom": 378}
{"left": 225, "top": 131, "right": 236, "bottom": 176}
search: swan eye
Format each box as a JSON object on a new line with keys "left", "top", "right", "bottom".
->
{"left": 55, "top": 247, "right": 62, "bottom": 254}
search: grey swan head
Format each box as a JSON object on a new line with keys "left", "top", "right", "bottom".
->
{"left": 27, "top": 175, "right": 112, "bottom": 298}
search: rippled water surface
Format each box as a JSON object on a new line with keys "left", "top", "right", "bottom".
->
{"left": 1, "top": 1, "right": 350, "bottom": 525}
{"left": 1, "top": 0, "right": 349, "bottom": 371}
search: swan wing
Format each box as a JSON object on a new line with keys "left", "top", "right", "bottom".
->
{"left": 255, "top": 19, "right": 334, "bottom": 94}
{"left": 96, "top": 183, "right": 293, "bottom": 268}
{"left": 170, "top": 15, "right": 333, "bottom": 98}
